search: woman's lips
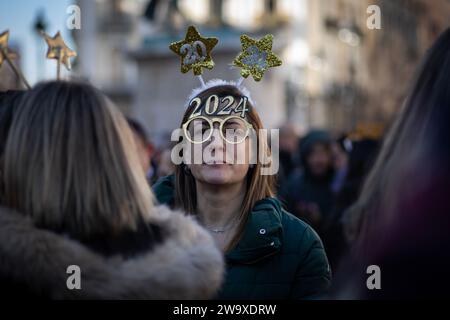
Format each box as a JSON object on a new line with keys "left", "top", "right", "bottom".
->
{"left": 203, "top": 162, "right": 231, "bottom": 166}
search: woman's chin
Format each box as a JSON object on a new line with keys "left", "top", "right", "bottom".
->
{"left": 200, "top": 164, "right": 233, "bottom": 184}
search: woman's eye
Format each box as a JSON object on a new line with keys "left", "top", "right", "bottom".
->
{"left": 191, "top": 121, "right": 208, "bottom": 132}
{"left": 193, "top": 127, "right": 207, "bottom": 135}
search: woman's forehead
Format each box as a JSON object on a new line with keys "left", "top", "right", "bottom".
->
{"left": 187, "top": 92, "right": 251, "bottom": 119}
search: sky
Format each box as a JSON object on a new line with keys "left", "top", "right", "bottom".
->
{"left": 0, "top": 0, "right": 74, "bottom": 85}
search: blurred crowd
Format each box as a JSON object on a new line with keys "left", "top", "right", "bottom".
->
{"left": 277, "top": 125, "right": 381, "bottom": 271}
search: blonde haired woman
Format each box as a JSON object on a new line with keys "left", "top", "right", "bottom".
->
{"left": 0, "top": 81, "right": 223, "bottom": 299}
{"left": 154, "top": 81, "right": 331, "bottom": 299}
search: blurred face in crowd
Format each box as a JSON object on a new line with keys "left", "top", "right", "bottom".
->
{"left": 307, "top": 143, "right": 333, "bottom": 177}
{"left": 186, "top": 112, "right": 252, "bottom": 186}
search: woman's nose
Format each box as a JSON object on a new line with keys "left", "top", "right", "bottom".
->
{"left": 206, "top": 128, "right": 225, "bottom": 151}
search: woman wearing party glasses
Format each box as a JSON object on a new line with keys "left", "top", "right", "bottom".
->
{"left": 153, "top": 82, "right": 331, "bottom": 299}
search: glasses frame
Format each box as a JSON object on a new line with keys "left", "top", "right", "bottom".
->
{"left": 182, "top": 115, "right": 254, "bottom": 144}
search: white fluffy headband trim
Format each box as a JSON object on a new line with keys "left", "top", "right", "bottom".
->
{"left": 185, "top": 78, "right": 255, "bottom": 109}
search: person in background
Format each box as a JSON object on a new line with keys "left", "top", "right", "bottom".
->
{"left": 0, "top": 81, "right": 224, "bottom": 299}
{"left": 280, "top": 130, "right": 335, "bottom": 238}
{"left": 323, "top": 137, "right": 380, "bottom": 270}
{"left": 335, "top": 27, "right": 450, "bottom": 299}
{"left": 126, "top": 117, "right": 156, "bottom": 184}
{"left": 0, "top": 90, "right": 25, "bottom": 155}
{"left": 0, "top": 90, "right": 26, "bottom": 201}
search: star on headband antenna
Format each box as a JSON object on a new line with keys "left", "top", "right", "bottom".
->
{"left": 169, "top": 25, "right": 218, "bottom": 76}
{"left": 0, "top": 30, "right": 18, "bottom": 68}
{"left": 42, "top": 31, "right": 77, "bottom": 71}
{"left": 233, "top": 34, "right": 282, "bottom": 82}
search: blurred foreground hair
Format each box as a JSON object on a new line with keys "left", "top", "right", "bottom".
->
{"left": 3, "top": 81, "right": 154, "bottom": 239}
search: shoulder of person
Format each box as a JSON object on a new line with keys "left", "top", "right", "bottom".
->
{"left": 0, "top": 205, "right": 224, "bottom": 299}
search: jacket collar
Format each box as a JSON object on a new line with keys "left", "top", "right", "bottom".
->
{"left": 153, "top": 175, "right": 284, "bottom": 264}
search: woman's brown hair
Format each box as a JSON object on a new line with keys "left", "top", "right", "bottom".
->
{"left": 2, "top": 81, "right": 154, "bottom": 240}
{"left": 174, "top": 85, "right": 276, "bottom": 251}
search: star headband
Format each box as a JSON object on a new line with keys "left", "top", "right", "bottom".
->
{"left": 169, "top": 25, "right": 282, "bottom": 90}
{"left": 0, "top": 29, "right": 77, "bottom": 89}
{"left": 41, "top": 30, "right": 77, "bottom": 80}
{"left": 0, "top": 30, "right": 31, "bottom": 89}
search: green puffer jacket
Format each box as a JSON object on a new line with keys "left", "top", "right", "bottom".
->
{"left": 152, "top": 175, "right": 332, "bottom": 300}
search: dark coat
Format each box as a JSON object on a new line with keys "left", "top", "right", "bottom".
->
{"left": 0, "top": 205, "right": 224, "bottom": 299}
{"left": 153, "top": 175, "right": 332, "bottom": 300}
{"left": 280, "top": 170, "right": 335, "bottom": 235}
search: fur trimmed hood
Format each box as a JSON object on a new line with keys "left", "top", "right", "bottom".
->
{"left": 0, "top": 205, "right": 224, "bottom": 299}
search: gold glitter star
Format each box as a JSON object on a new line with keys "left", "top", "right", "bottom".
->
{"left": 42, "top": 31, "right": 77, "bottom": 70}
{"left": 0, "top": 30, "right": 18, "bottom": 68}
{"left": 169, "top": 26, "right": 218, "bottom": 76}
{"left": 233, "top": 34, "right": 282, "bottom": 82}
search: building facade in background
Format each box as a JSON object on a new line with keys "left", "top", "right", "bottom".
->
{"left": 72, "top": 0, "right": 450, "bottom": 143}
{"left": 306, "top": 0, "right": 450, "bottom": 133}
